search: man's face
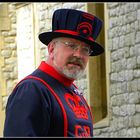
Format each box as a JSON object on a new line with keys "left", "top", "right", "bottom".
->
{"left": 49, "top": 37, "right": 90, "bottom": 80}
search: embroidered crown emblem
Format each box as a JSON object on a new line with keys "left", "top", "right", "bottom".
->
{"left": 65, "top": 93, "right": 88, "bottom": 119}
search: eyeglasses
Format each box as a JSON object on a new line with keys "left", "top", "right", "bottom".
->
{"left": 58, "top": 41, "right": 93, "bottom": 56}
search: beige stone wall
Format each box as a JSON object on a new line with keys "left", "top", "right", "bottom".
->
{"left": 94, "top": 3, "right": 140, "bottom": 137}
{"left": 0, "top": 3, "right": 17, "bottom": 136}
{"left": 16, "top": 4, "right": 36, "bottom": 80}
{"left": 0, "top": 90, "right": 5, "bottom": 137}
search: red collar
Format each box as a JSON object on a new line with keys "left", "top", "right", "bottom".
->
{"left": 38, "top": 61, "right": 74, "bottom": 87}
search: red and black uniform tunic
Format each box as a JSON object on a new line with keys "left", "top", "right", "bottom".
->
{"left": 4, "top": 61, "right": 93, "bottom": 137}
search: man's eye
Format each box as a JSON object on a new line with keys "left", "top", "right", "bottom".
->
{"left": 82, "top": 47, "right": 89, "bottom": 53}
{"left": 67, "top": 43, "right": 76, "bottom": 49}
{"left": 69, "top": 44, "right": 76, "bottom": 49}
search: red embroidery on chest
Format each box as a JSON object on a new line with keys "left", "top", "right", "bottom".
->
{"left": 64, "top": 93, "right": 88, "bottom": 120}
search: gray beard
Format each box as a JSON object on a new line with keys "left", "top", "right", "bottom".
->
{"left": 53, "top": 60, "right": 84, "bottom": 80}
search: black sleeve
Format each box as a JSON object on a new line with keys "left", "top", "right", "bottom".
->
{"left": 3, "top": 79, "right": 52, "bottom": 137}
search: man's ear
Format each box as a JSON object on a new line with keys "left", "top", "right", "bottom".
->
{"left": 48, "top": 41, "right": 55, "bottom": 54}
{"left": 48, "top": 41, "right": 56, "bottom": 59}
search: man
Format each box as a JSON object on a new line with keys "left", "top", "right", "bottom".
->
{"left": 4, "top": 8, "right": 104, "bottom": 137}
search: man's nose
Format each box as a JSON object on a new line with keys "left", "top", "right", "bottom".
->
{"left": 73, "top": 48, "right": 83, "bottom": 57}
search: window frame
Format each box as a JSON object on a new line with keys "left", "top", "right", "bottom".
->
{"left": 86, "top": 3, "right": 110, "bottom": 128}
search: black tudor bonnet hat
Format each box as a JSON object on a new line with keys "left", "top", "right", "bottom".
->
{"left": 39, "top": 8, "right": 104, "bottom": 56}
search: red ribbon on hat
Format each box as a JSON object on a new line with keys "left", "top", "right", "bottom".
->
{"left": 54, "top": 30, "right": 94, "bottom": 42}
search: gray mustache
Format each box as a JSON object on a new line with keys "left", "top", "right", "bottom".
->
{"left": 67, "top": 57, "right": 84, "bottom": 68}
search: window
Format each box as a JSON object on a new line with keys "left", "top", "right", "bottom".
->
{"left": 86, "top": 3, "right": 110, "bottom": 126}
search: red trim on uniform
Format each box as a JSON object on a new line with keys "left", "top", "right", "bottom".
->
{"left": 54, "top": 30, "right": 94, "bottom": 41}
{"left": 15, "top": 76, "right": 68, "bottom": 137}
{"left": 38, "top": 61, "right": 74, "bottom": 87}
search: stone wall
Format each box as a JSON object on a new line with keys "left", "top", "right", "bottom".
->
{"left": 0, "top": 3, "right": 17, "bottom": 109}
{"left": 94, "top": 3, "right": 140, "bottom": 137}
{"left": 0, "top": 3, "right": 17, "bottom": 136}
{"left": 16, "top": 4, "right": 36, "bottom": 80}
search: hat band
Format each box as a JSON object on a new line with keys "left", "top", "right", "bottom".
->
{"left": 54, "top": 30, "right": 94, "bottom": 41}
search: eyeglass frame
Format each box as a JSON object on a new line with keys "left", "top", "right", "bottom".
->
{"left": 55, "top": 40, "right": 93, "bottom": 56}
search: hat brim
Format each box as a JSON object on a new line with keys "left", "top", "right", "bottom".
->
{"left": 38, "top": 32, "right": 104, "bottom": 56}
